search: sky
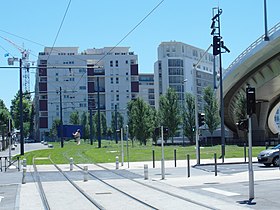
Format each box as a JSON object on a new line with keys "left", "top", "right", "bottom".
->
{"left": 0, "top": 0, "right": 279, "bottom": 109}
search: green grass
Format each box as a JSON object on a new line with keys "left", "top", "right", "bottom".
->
{"left": 20, "top": 140, "right": 266, "bottom": 165}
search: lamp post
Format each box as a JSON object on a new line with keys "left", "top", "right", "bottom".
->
{"left": 59, "top": 86, "right": 64, "bottom": 148}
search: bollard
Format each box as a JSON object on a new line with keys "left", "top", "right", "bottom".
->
{"left": 116, "top": 156, "right": 119, "bottom": 169}
{"left": 214, "top": 153, "right": 217, "bottom": 176}
{"left": 17, "top": 157, "right": 20, "bottom": 171}
{"left": 152, "top": 150, "right": 155, "bottom": 168}
{"left": 70, "top": 157, "right": 73, "bottom": 171}
{"left": 174, "top": 149, "right": 177, "bottom": 167}
{"left": 0, "top": 157, "right": 2, "bottom": 172}
{"left": 83, "top": 166, "right": 88, "bottom": 182}
{"left": 4, "top": 157, "right": 7, "bottom": 172}
{"left": 22, "top": 158, "right": 27, "bottom": 168}
{"left": 187, "top": 154, "right": 190, "bottom": 178}
{"left": 144, "top": 164, "right": 148, "bottom": 180}
{"left": 244, "top": 143, "right": 247, "bottom": 163}
{"left": 22, "top": 167, "right": 26, "bottom": 184}
{"left": 265, "top": 142, "right": 269, "bottom": 149}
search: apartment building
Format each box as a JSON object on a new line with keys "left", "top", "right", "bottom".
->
{"left": 138, "top": 73, "right": 155, "bottom": 108}
{"left": 34, "top": 47, "right": 139, "bottom": 141}
{"left": 154, "top": 41, "right": 219, "bottom": 111}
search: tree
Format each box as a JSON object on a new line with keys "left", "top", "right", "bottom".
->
{"left": 111, "top": 109, "right": 124, "bottom": 143}
{"left": 203, "top": 86, "right": 220, "bottom": 145}
{"left": 159, "top": 88, "right": 181, "bottom": 144}
{"left": 93, "top": 112, "right": 107, "bottom": 138}
{"left": 49, "top": 119, "right": 61, "bottom": 141}
{"left": 0, "top": 99, "right": 10, "bottom": 148}
{"left": 69, "top": 111, "right": 80, "bottom": 125}
{"left": 80, "top": 111, "right": 89, "bottom": 140}
{"left": 127, "top": 98, "right": 154, "bottom": 145}
{"left": 183, "top": 93, "right": 196, "bottom": 144}
{"left": 10, "top": 91, "right": 32, "bottom": 137}
{"left": 234, "top": 92, "right": 247, "bottom": 139}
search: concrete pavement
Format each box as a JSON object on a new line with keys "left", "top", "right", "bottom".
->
{"left": 0, "top": 144, "right": 279, "bottom": 209}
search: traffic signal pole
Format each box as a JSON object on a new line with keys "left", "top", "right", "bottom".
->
{"left": 248, "top": 115, "right": 254, "bottom": 201}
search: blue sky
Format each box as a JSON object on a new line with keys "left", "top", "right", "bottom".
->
{"left": 0, "top": 0, "right": 279, "bottom": 109}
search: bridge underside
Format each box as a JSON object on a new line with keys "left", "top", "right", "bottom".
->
{"left": 222, "top": 31, "right": 280, "bottom": 141}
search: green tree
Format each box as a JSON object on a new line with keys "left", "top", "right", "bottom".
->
{"left": 93, "top": 112, "right": 107, "bottom": 138}
{"left": 81, "top": 111, "right": 89, "bottom": 140}
{"left": 0, "top": 99, "right": 10, "bottom": 147}
{"left": 234, "top": 92, "right": 247, "bottom": 121}
{"left": 10, "top": 91, "right": 32, "bottom": 137}
{"left": 159, "top": 88, "right": 181, "bottom": 144}
{"left": 69, "top": 111, "right": 80, "bottom": 125}
{"left": 127, "top": 98, "right": 153, "bottom": 145}
{"left": 49, "top": 119, "right": 61, "bottom": 141}
{"left": 203, "top": 86, "right": 220, "bottom": 144}
{"left": 111, "top": 109, "right": 124, "bottom": 143}
{"left": 183, "top": 93, "right": 196, "bottom": 144}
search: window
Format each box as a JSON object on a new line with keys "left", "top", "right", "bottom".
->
{"left": 115, "top": 60, "right": 119, "bottom": 67}
{"left": 111, "top": 78, "right": 113, "bottom": 84}
{"left": 116, "top": 95, "right": 119, "bottom": 101}
{"left": 116, "top": 77, "right": 119, "bottom": 84}
{"left": 110, "top": 60, "right": 113, "bottom": 67}
{"left": 79, "top": 86, "right": 86, "bottom": 90}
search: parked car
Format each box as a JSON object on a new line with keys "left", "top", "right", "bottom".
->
{"left": 257, "top": 144, "right": 280, "bottom": 166}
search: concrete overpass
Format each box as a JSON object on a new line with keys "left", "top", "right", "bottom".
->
{"left": 219, "top": 22, "right": 280, "bottom": 142}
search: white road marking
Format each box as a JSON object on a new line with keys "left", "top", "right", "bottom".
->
{"left": 0, "top": 196, "right": 4, "bottom": 203}
{"left": 202, "top": 187, "right": 240, "bottom": 196}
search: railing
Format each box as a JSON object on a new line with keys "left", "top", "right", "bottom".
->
{"left": 224, "top": 21, "right": 280, "bottom": 78}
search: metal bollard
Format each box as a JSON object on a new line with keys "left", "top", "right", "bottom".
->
{"left": 70, "top": 157, "right": 73, "bottom": 171}
{"left": 22, "top": 158, "right": 27, "bottom": 168}
{"left": 152, "top": 150, "right": 155, "bottom": 168}
{"left": 144, "top": 164, "right": 148, "bottom": 180}
{"left": 174, "top": 149, "right": 177, "bottom": 167}
{"left": 244, "top": 143, "right": 247, "bottom": 162}
{"left": 116, "top": 156, "right": 119, "bottom": 169}
{"left": 22, "top": 167, "right": 26, "bottom": 184}
{"left": 214, "top": 153, "right": 217, "bottom": 176}
{"left": 83, "top": 166, "right": 88, "bottom": 182}
{"left": 187, "top": 154, "right": 190, "bottom": 178}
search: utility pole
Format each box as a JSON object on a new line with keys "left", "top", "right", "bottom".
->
{"left": 59, "top": 87, "right": 64, "bottom": 148}
{"left": 19, "top": 59, "right": 24, "bottom": 155}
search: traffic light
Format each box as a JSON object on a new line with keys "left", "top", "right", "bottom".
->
{"left": 198, "top": 113, "right": 205, "bottom": 127}
{"left": 236, "top": 119, "right": 248, "bottom": 131}
{"left": 246, "top": 87, "right": 256, "bottom": 116}
{"left": 213, "top": 35, "right": 221, "bottom": 56}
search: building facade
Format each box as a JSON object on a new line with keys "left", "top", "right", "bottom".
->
{"left": 154, "top": 41, "right": 219, "bottom": 111}
{"left": 34, "top": 47, "right": 139, "bottom": 141}
{"left": 138, "top": 73, "right": 155, "bottom": 108}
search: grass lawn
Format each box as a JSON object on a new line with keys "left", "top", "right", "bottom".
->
{"left": 20, "top": 140, "right": 266, "bottom": 165}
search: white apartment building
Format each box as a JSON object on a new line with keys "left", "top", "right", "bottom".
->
{"left": 34, "top": 47, "right": 139, "bottom": 141}
{"left": 154, "top": 41, "right": 219, "bottom": 111}
{"left": 138, "top": 73, "right": 155, "bottom": 108}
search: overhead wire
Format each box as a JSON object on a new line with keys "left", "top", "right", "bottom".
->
{"left": 46, "top": 0, "right": 72, "bottom": 61}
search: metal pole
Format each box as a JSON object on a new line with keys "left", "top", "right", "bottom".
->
{"left": 121, "top": 128, "right": 124, "bottom": 166}
{"left": 174, "top": 149, "right": 177, "bottom": 167}
{"left": 194, "top": 67, "right": 200, "bottom": 165}
{"left": 60, "top": 87, "right": 64, "bottom": 148}
{"left": 181, "top": 83, "right": 185, "bottom": 146}
{"left": 90, "top": 109, "right": 93, "bottom": 145}
{"left": 152, "top": 149, "right": 155, "bottom": 168}
{"left": 216, "top": 8, "right": 225, "bottom": 162}
{"left": 214, "top": 153, "right": 217, "bottom": 176}
{"left": 187, "top": 154, "right": 190, "bottom": 178}
{"left": 264, "top": 0, "right": 269, "bottom": 41}
{"left": 8, "top": 119, "right": 11, "bottom": 163}
{"left": 161, "top": 126, "right": 165, "bottom": 179}
{"left": 115, "top": 105, "right": 118, "bottom": 144}
{"left": 126, "top": 125, "right": 129, "bottom": 168}
{"left": 97, "top": 77, "right": 101, "bottom": 148}
{"left": 19, "top": 59, "right": 24, "bottom": 155}
{"left": 248, "top": 116, "right": 254, "bottom": 200}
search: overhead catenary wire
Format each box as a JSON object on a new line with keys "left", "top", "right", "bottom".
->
{"left": 46, "top": 0, "right": 72, "bottom": 62}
